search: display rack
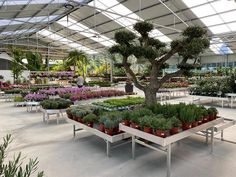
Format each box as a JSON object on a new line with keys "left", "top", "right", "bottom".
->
{"left": 119, "top": 118, "right": 224, "bottom": 177}
{"left": 67, "top": 118, "right": 130, "bottom": 157}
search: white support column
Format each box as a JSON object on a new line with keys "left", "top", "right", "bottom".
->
{"left": 166, "top": 144, "right": 172, "bottom": 177}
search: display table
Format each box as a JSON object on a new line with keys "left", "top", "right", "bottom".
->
{"left": 26, "top": 102, "right": 40, "bottom": 112}
{"left": 119, "top": 118, "right": 224, "bottom": 177}
{"left": 67, "top": 118, "right": 130, "bottom": 156}
{"left": 42, "top": 109, "right": 66, "bottom": 124}
{"left": 225, "top": 93, "right": 236, "bottom": 108}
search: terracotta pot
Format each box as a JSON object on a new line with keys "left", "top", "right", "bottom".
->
{"left": 209, "top": 115, "right": 215, "bottom": 121}
{"left": 114, "top": 127, "right": 119, "bottom": 134}
{"left": 77, "top": 117, "right": 83, "bottom": 123}
{"left": 198, "top": 119, "right": 203, "bottom": 125}
{"left": 192, "top": 121, "right": 198, "bottom": 127}
{"left": 121, "top": 120, "right": 130, "bottom": 126}
{"left": 143, "top": 127, "right": 153, "bottom": 134}
{"left": 170, "top": 127, "right": 179, "bottom": 135}
{"left": 156, "top": 130, "right": 168, "bottom": 138}
{"left": 130, "top": 122, "right": 140, "bottom": 129}
{"left": 72, "top": 115, "right": 77, "bottom": 120}
{"left": 182, "top": 122, "right": 192, "bottom": 130}
{"left": 203, "top": 116, "right": 209, "bottom": 123}
{"left": 105, "top": 128, "right": 114, "bottom": 136}
{"left": 67, "top": 114, "right": 73, "bottom": 119}
{"left": 99, "top": 123, "right": 105, "bottom": 132}
{"left": 87, "top": 122, "right": 93, "bottom": 128}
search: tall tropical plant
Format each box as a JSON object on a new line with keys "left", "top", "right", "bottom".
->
{"left": 25, "top": 51, "right": 43, "bottom": 71}
{"left": 9, "top": 47, "right": 25, "bottom": 84}
{"left": 66, "top": 50, "right": 88, "bottom": 79}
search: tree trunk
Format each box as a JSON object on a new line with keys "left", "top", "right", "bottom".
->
{"left": 144, "top": 89, "right": 157, "bottom": 106}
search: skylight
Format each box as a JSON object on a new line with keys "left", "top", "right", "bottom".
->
{"left": 38, "top": 29, "right": 98, "bottom": 54}
{"left": 210, "top": 38, "right": 233, "bottom": 55}
{"left": 89, "top": 0, "right": 172, "bottom": 43}
{"left": 182, "top": 0, "right": 236, "bottom": 34}
{"left": 0, "top": 29, "right": 37, "bottom": 36}
{"left": 57, "top": 17, "right": 116, "bottom": 47}
{"left": 2, "top": 0, "right": 67, "bottom": 6}
{"left": 0, "top": 15, "right": 58, "bottom": 27}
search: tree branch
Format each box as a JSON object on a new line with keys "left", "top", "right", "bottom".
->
{"left": 157, "top": 45, "right": 181, "bottom": 64}
{"left": 160, "top": 70, "right": 184, "bottom": 84}
{"left": 122, "top": 57, "right": 145, "bottom": 91}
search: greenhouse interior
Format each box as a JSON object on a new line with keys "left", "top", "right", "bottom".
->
{"left": 1, "top": 0, "right": 236, "bottom": 177}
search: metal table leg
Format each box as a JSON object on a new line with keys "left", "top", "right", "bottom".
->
{"left": 210, "top": 127, "right": 214, "bottom": 154}
{"left": 167, "top": 144, "right": 171, "bottom": 177}
{"left": 206, "top": 129, "right": 209, "bottom": 144}
{"left": 106, "top": 140, "right": 110, "bottom": 157}
{"left": 73, "top": 125, "right": 76, "bottom": 138}
{"left": 221, "top": 130, "right": 224, "bottom": 141}
{"left": 132, "top": 135, "right": 136, "bottom": 160}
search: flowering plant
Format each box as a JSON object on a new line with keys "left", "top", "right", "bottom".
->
{"left": 24, "top": 93, "right": 48, "bottom": 101}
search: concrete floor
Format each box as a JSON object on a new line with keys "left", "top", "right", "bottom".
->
{"left": 1, "top": 96, "right": 236, "bottom": 177}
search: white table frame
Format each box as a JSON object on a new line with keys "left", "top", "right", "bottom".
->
{"left": 26, "top": 102, "right": 41, "bottom": 112}
{"left": 67, "top": 118, "right": 130, "bottom": 157}
{"left": 225, "top": 93, "right": 236, "bottom": 108}
{"left": 42, "top": 109, "right": 66, "bottom": 124}
{"left": 119, "top": 118, "right": 224, "bottom": 177}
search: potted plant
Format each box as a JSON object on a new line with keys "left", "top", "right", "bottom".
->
{"left": 120, "top": 110, "right": 131, "bottom": 126}
{"left": 179, "top": 107, "right": 194, "bottom": 130}
{"left": 104, "top": 119, "right": 116, "bottom": 136}
{"left": 208, "top": 107, "right": 218, "bottom": 120}
{"left": 130, "top": 108, "right": 153, "bottom": 129}
{"left": 75, "top": 110, "right": 90, "bottom": 123}
{"left": 151, "top": 118, "right": 171, "bottom": 138}
{"left": 66, "top": 108, "right": 73, "bottom": 119}
{"left": 139, "top": 115, "right": 153, "bottom": 134}
{"left": 169, "top": 116, "right": 181, "bottom": 135}
{"left": 83, "top": 113, "right": 98, "bottom": 128}
{"left": 125, "top": 79, "right": 133, "bottom": 94}
{"left": 98, "top": 116, "right": 106, "bottom": 132}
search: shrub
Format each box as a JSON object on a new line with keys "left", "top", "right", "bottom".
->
{"left": 40, "top": 98, "right": 72, "bottom": 109}
{"left": 83, "top": 113, "right": 98, "bottom": 123}
{"left": 14, "top": 96, "right": 24, "bottom": 102}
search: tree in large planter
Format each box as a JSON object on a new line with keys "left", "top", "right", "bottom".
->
{"left": 109, "top": 21, "right": 210, "bottom": 105}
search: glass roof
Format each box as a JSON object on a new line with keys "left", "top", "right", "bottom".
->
{"left": 1, "top": 0, "right": 67, "bottom": 6}
{"left": 89, "top": 0, "right": 172, "bottom": 43}
{"left": 0, "top": 28, "right": 37, "bottom": 36}
{"left": 182, "top": 0, "right": 236, "bottom": 34}
{"left": 210, "top": 38, "right": 233, "bottom": 55}
{"left": 182, "top": 0, "right": 236, "bottom": 54}
{"left": 57, "top": 17, "right": 116, "bottom": 47}
{"left": 0, "top": 15, "right": 58, "bottom": 27}
{"left": 38, "top": 29, "right": 98, "bottom": 54}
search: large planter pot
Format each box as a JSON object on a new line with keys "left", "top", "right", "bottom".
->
{"left": 143, "top": 127, "right": 153, "bottom": 134}
{"left": 121, "top": 120, "right": 130, "bottom": 126}
{"left": 192, "top": 121, "right": 198, "bottom": 128}
{"left": 125, "top": 83, "right": 133, "bottom": 93}
{"left": 156, "top": 130, "right": 168, "bottom": 138}
{"left": 99, "top": 123, "right": 105, "bottom": 132}
{"left": 105, "top": 128, "right": 114, "bottom": 136}
{"left": 170, "top": 127, "right": 179, "bottom": 135}
{"left": 130, "top": 122, "right": 140, "bottom": 129}
{"left": 182, "top": 122, "right": 192, "bottom": 130}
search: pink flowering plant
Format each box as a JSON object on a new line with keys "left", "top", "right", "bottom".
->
{"left": 24, "top": 93, "right": 48, "bottom": 102}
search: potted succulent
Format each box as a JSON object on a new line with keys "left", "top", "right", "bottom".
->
{"left": 208, "top": 107, "right": 218, "bottom": 121}
{"left": 169, "top": 116, "right": 181, "bottom": 135}
{"left": 139, "top": 115, "right": 153, "bottom": 134}
{"left": 151, "top": 118, "right": 171, "bottom": 138}
{"left": 83, "top": 113, "right": 98, "bottom": 128}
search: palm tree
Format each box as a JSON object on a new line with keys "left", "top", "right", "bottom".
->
{"left": 66, "top": 50, "right": 88, "bottom": 79}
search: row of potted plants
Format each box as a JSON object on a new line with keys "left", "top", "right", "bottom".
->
{"left": 69, "top": 90, "right": 126, "bottom": 102}
{"left": 161, "top": 82, "right": 189, "bottom": 89}
{"left": 30, "top": 71, "right": 74, "bottom": 78}
{"left": 24, "top": 93, "right": 48, "bottom": 102}
{"left": 92, "top": 97, "right": 144, "bottom": 110}
{"left": 38, "top": 87, "right": 91, "bottom": 96}
{"left": 66, "top": 103, "right": 218, "bottom": 137}
{"left": 40, "top": 98, "right": 73, "bottom": 110}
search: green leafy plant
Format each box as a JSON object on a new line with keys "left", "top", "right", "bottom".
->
{"left": 169, "top": 116, "right": 181, "bottom": 128}
{"left": 138, "top": 115, "right": 154, "bottom": 128}
{"left": 0, "top": 134, "right": 44, "bottom": 177}
{"left": 14, "top": 96, "right": 24, "bottom": 102}
{"left": 130, "top": 108, "right": 153, "bottom": 123}
{"left": 83, "top": 113, "right": 98, "bottom": 123}
{"left": 151, "top": 118, "right": 172, "bottom": 131}
{"left": 40, "top": 98, "right": 72, "bottom": 109}
{"left": 208, "top": 107, "right": 218, "bottom": 115}
{"left": 179, "top": 106, "right": 195, "bottom": 123}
